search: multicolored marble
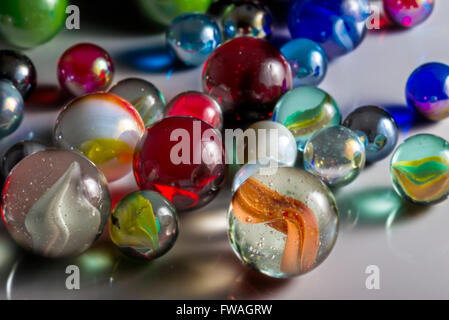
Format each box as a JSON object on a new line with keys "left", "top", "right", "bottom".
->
{"left": 54, "top": 92, "right": 145, "bottom": 182}
{"left": 304, "top": 126, "right": 366, "bottom": 187}
{"left": 109, "top": 78, "right": 165, "bottom": 128}
{"left": 57, "top": 43, "right": 115, "bottom": 96}
{"left": 0, "top": 50, "right": 36, "bottom": 99}
{"left": 391, "top": 134, "right": 449, "bottom": 205}
{"left": 1, "top": 150, "right": 111, "bottom": 258}
{"left": 134, "top": 116, "right": 227, "bottom": 212}
{"left": 166, "top": 13, "right": 222, "bottom": 67}
{"left": 228, "top": 167, "right": 339, "bottom": 278}
{"left": 202, "top": 37, "right": 292, "bottom": 123}
{"left": 406, "top": 62, "right": 449, "bottom": 121}
{"left": 343, "top": 105, "right": 398, "bottom": 163}
{"left": 0, "top": 0, "right": 68, "bottom": 48}
{"left": 165, "top": 91, "right": 223, "bottom": 130}
{"left": 110, "top": 191, "right": 178, "bottom": 260}
{"left": 272, "top": 86, "right": 341, "bottom": 151}
{"left": 384, "top": 0, "right": 434, "bottom": 28}
{"left": 0, "top": 80, "right": 24, "bottom": 138}
{"left": 281, "top": 38, "right": 328, "bottom": 87}
{"left": 287, "top": 0, "right": 371, "bottom": 58}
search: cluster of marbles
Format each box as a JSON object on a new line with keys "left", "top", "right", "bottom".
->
{"left": 166, "top": 13, "right": 222, "bottom": 67}
{"left": 391, "top": 134, "right": 449, "bottom": 205}
{"left": 165, "top": 91, "right": 223, "bottom": 130}
{"left": 203, "top": 37, "right": 292, "bottom": 123}
{"left": 228, "top": 166, "right": 339, "bottom": 278}
{"left": 134, "top": 116, "right": 227, "bottom": 211}
{"left": 0, "top": 0, "right": 68, "bottom": 48}
{"left": 343, "top": 105, "right": 399, "bottom": 163}
{"left": 109, "top": 78, "right": 165, "bottom": 128}
{"left": 0, "top": 80, "right": 24, "bottom": 138}
{"left": 0, "top": 50, "right": 37, "bottom": 100}
{"left": 288, "top": 0, "right": 371, "bottom": 58}
{"left": 304, "top": 126, "right": 366, "bottom": 187}
{"left": 272, "top": 86, "right": 341, "bottom": 151}
{"left": 406, "top": 62, "right": 449, "bottom": 121}
{"left": 54, "top": 92, "right": 145, "bottom": 182}
{"left": 1, "top": 150, "right": 111, "bottom": 258}
{"left": 383, "top": 0, "right": 434, "bottom": 28}
{"left": 57, "top": 43, "right": 115, "bottom": 96}
{"left": 110, "top": 191, "right": 179, "bottom": 260}
{"left": 281, "top": 38, "right": 328, "bottom": 87}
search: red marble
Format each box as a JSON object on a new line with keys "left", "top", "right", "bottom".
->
{"left": 202, "top": 37, "right": 292, "bottom": 124}
{"left": 133, "top": 116, "right": 227, "bottom": 211}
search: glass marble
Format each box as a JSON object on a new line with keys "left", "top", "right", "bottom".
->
{"left": 303, "top": 126, "right": 366, "bottom": 187}
{"left": 1, "top": 150, "right": 111, "bottom": 258}
{"left": 202, "top": 37, "right": 292, "bottom": 123}
{"left": 109, "top": 78, "right": 165, "bottom": 128}
{"left": 166, "top": 13, "right": 221, "bottom": 67}
{"left": 134, "top": 116, "right": 227, "bottom": 212}
{"left": 57, "top": 43, "right": 115, "bottom": 97}
{"left": 235, "top": 121, "right": 298, "bottom": 167}
{"left": 110, "top": 191, "right": 179, "bottom": 260}
{"left": 390, "top": 134, "right": 449, "bottom": 205}
{"left": 288, "top": 0, "right": 371, "bottom": 58}
{"left": 384, "top": 0, "right": 434, "bottom": 28}
{"left": 228, "top": 167, "right": 339, "bottom": 278}
{"left": 0, "top": 50, "right": 37, "bottom": 100}
{"left": 0, "top": 79, "right": 24, "bottom": 138}
{"left": 0, "top": 0, "right": 67, "bottom": 49}
{"left": 343, "top": 105, "right": 398, "bottom": 163}
{"left": 272, "top": 86, "right": 341, "bottom": 151}
{"left": 165, "top": 91, "right": 223, "bottom": 130}
{"left": 138, "top": 0, "right": 213, "bottom": 26}
{"left": 54, "top": 92, "right": 145, "bottom": 182}
{"left": 406, "top": 62, "right": 449, "bottom": 121}
{"left": 281, "top": 38, "right": 328, "bottom": 87}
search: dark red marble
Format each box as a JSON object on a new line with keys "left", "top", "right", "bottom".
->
{"left": 202, "top": 37, "right": 292, "bottom": 124}
{"left": 133, "top": 116, "right": 227, "bottom": 212}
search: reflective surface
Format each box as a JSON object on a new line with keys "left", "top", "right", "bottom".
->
{"left": 304, "top": 126, "right": 366, "bottom": 187}
{"left": 0, "top": 50, "right": 36, "bottom": 100}
{"left": 0, "top": 80, "right": 24, "bottom": 139}
{"left": 1, "top": 150, "right": 111, "bottom": 258}
{"left": 109, "top": 78, "right": 165, "bottom": 128}
{"left": 228, "top": 167, "right": 339, "bottom": 278}
{"left": 166, "top": 13, "right": 221, "bottom": 67}
{"left": 57, "top": 43, "right": 115, "bottom": 96}
{"left": 343, "top": 106, "right": 398, "bottom": 163}
{"left": 272, "top": 86, "right": 341, "bottom": 151}
{"left": 391, "top": 134, "right": 449, "bottom": 205}
{"left": 384, "top": 0, "right": 434, "bottom": 28}
{"left": 54, "top": 92, "right": 145, "bottom": 182}
{"left": 406, "top": 62, "right": 449, "bottom": 121}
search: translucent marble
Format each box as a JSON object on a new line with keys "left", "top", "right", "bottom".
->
{"left": 281, "top": 38, "right": 328, "bottom": 87}
{"left": 235, "top": 121, "right": 298, "bottom": 167}
{"left": 0, "top": 50, "right": 37, "bottom": 100}
{"left": 57, "top": 43, "right": 115, "bottom": 96}
{"left": 0, "top": 0, "right": 67, "bottom": 49}
{"left": 343, "top": 105, "right": 398, "bottom": 163}
{"left": 166, "top": 13, "right": 221, "bottom": 67}
{"left": 390, "top": 134, "right": 449, "bottom": 205}
{"left": 165, "top": 91, "right": 223, "bottom": 130}
{"left": 384, "top": 0, "right": 434, "bottom": 28}
{"left": 228, "top": 167, "right": 339, "bottom": 278}
{"left": 406, "top": 62, "right": 449, "bottom": 121}
{"left": 272, "top": 86, "right": 341, "bottom": 151}
{"left": 1, "top": 150, "right": 111, "bottom": 258}
{"left": 54, "top": 92, "right": 145, "bottom": 182}
{"left": 0, "top": 80, "right": 24, "bottom": 138}
{"left": 109, "top": 78, "right": 165, "bottom": 128}
{"left": 303, "top": 126, "right": 366, "bottom": 187}
{"left": 110, "top": 191, "right": 178, "bottom": 260}
{"left": 288, "top": 0, "right": 371, "bottom": 58}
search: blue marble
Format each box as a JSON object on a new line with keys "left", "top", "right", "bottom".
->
{"left": 287, "top": 0, "right": 371, "bottom": 58}
{"left": 166, "top": 13, "right": 222, "bottom": 67}
{"left": 406, "top": 62, "right": 449, "bottom": 121}
{"left": 281, "top": 38, "right": 328, "bottom": 87}
{"left": 0, "top": 79, "right": 24, "bottom": 138}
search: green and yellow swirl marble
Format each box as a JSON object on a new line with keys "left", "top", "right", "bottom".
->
{"left": 79, "top": 138, "right": 134, "bottom": 165}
